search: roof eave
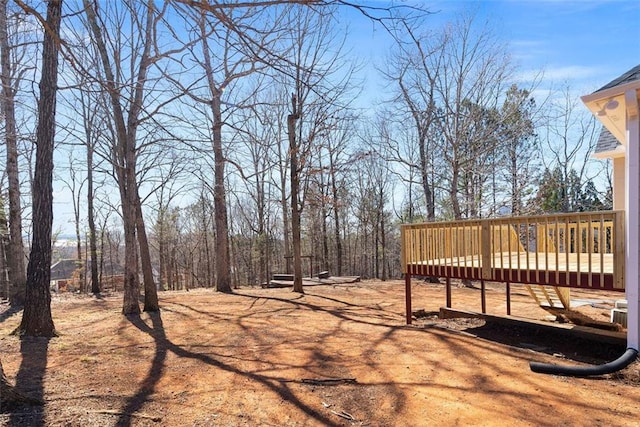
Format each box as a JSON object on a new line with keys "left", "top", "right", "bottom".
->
{"left": 592, "top": 145, "right": 626, "bottom": 160}
{"left": 581, "top": 82, "right": 640, "bottom": 145}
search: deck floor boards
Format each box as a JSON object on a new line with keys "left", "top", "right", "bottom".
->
{"left": 410, "top": 252, "right": 614, "bottom": 274}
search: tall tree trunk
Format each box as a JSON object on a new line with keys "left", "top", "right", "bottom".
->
{"left": 16, "top": 0, "right": 61, "bottom": 337}
{"left": 451, "top": 155, "right": 462, "bottom": 219}
{"left": 318, "top": 157, "right": 329, "bottom": 272}
{"left": 280, "top": 162, "right": 291, "bottom": 274}
{"left": 73, "top": 189, "right": 85, "bottom": 292}
{"left": 288, "top": 95, "right": 303, "bottom": 293}
{"left": 380, "top": 193, "right": 387, "bottom": 281}
{"left": 157, "top": 210, "right": 166, "bottom": 291}
{"left": 212, "top": 95, "right": 232, "bottom": 293}
{"left": 0, "top": 0, "right": 26, "bottom": 306}
{"left": 87, "top": 145, "right": 100, "bottom": 294}
{"left": 131, "top": 1, "right": 158, "bottom": 307}
{"left": 197, "top": 13, "right": 232, "bottom": 293}
{"left": 136, "top": 193, "right": 158, "bottom": 311}
{"left": 0, "top": 201, "right": 10, "bottom": 298}
{"left": 201, "top": 199, "right": 213, "bottom": 287}
{"left": 83, "top": 0, "right": 157, "bottom": 314}
{"left": 418, "top": 133, "right": 435, "bottom": 220}
{"left": 121, "top": 146, "right": 140, "bottom": 314}
{"left": 329, "top": 163, "right": 342, "bottom": 276}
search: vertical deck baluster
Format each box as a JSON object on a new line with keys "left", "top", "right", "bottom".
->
{"left": 534, "top": 220, "right": 539, "bottom": 278}
{"left": 588, "top": 216, "right": 593, "bottom": 288}
{"left": 544, "top": 217, "right": 549, "bottom": 284}
{"left": 506, "top": 221, "right": 512, "bottom": 282}
{"left": 464, "top": 223, "right": 469, "bottom": 277}
{"left": 565, "top": 217, "right": 570, "bottom": 285}
{"left": 576, "top": 217, "right": 582, "bottom": 287}
{"left": 516, "top": 220, "right": 522, "bottom": 283}
{"left": 600, "top": 214, "right": 605, "bottom": 288}
{"left": 553, "top": 216, "right": 560, "bottom": 283}
{"left": 448, "top": 223, "right": 453, "bottom": 279}
{"left": 525, "top": 220, "right": 531, "bottom": 283}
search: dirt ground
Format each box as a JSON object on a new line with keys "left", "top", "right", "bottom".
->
{"left": 1, "top": 279, "right": 639, "bottom": 426}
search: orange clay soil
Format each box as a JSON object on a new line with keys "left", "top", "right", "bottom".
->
{"left": 0, "top": 279, "right": 638, "bottom": 426}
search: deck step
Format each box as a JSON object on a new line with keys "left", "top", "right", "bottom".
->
{"left": 525, "top": 285, "right": 570, "bottom": 309}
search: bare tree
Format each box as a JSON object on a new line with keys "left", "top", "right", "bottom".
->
{"left": 287, "top": 93, "right": 304, "bottom": 291}
{"left": 76, "top": 65, "right": 106, "bottom": 295}
{"left": 82, "top": 0, "right": 165, "bottom": 313}
{"left": 58, "top": 152, "right": 86, "bottom": 292}
{"left": 379, "top": 21, "right": 446, "bottom": 220}
{"left": 432, "top": 14, "right": 513, "bottom": 219}
{"left": 14, "top": 0, "right": 62, "bottom": 336}
{"left": 278, "top": 4, "right": 358, "bottom": 292}
{"left": 0, "top": 0, "right": 27, "bottom": 305}
{"left": 533, "top": 85, "right": 603, "bottom": 213}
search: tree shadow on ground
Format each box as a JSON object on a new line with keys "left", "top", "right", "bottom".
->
{"left": 7, "top": 337, "right": 50, "bottom": 426}
{"left": 121, "top": 311, "right": 341, "bottom": 427}
{"left": 0, "top": 305, "right": 22, "bottom": 324}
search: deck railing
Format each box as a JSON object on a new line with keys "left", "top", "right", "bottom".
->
{"left": 400, "top": 211, "right": 625, "bottom": 290}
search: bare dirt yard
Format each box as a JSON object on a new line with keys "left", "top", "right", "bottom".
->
{"left": 1, "top": 279, "right": 639, "bottom": 426}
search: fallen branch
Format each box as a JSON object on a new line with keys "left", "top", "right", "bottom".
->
{"left": 330, "top": 409, "right": 356, "bottom": 421}
{"left": 301, "top": 378, "right": 357, "bottom": 386}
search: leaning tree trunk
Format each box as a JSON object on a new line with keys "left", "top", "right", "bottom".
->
{"left": 15, "top": 0, "right": 61, "bottom": 337}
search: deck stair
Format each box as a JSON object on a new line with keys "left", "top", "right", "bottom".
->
{"left": 525, "top": 285, "right": 570, "bottom": 309}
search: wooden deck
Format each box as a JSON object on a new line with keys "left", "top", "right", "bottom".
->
{"left": 401, "top": 211, "right": 625, "bottom": 324}
{"left": 401, "top": 211, "right": 625, "bottom": 291}
{"left": 408, "top": 252, "right": 616, "bottom": 289}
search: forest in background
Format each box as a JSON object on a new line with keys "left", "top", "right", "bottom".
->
{"left": 0, "top": 1, "right": 612, "bottom": 298}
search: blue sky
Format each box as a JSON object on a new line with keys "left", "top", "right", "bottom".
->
{"left": 380, "top": 0, "right": 639, "bottom": 92}
{"left": 481, "top": 0, "right": 638, "bottom": 89}
{"left": 52, "top": 1, "right": 640, "bottom": 237}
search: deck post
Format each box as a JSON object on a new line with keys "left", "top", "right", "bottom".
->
{"left": 446, "top": 277, "right": 451, "bottom": 308}
{"left": 405, "top": 272, "right": 412, "bottom": 325}
{"left": 481, "top": 280, "right": 486, "bottom": 313}
{"left": 481, "top": 220, "right": 492, "bottom": 279}
{"left": 506, "top": 282, "right": 511, "bottom": 315}
{"left": 625, "top": 89, "right": 640, "bottom": 351}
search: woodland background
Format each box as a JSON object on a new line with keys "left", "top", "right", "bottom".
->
{"left": 0, "top": 1, "right": 612, "bottom": 300}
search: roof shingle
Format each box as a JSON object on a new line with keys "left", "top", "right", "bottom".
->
{"left": 594, "top": 64, "right": 640, "bottom": 93}
{"left": 595, "top": 127, "right": 621, "bottom": 154}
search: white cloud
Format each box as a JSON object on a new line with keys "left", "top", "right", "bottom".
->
{"left": 538, "top": 65, "right": 600, "bottom": 82}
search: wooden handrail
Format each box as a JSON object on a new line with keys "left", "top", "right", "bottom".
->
{"left": 400, "top": 211, "right": 625, "bottom": 290}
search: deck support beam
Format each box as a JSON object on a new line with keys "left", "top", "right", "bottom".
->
{"left": 446, "top": 277, "right": 451, "bottom": 308}
{"left": 481, "top": 280, "right": 486, "bottom": 314}
{"left": 506, "top": 282, "right": 511, "bottom": 315}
